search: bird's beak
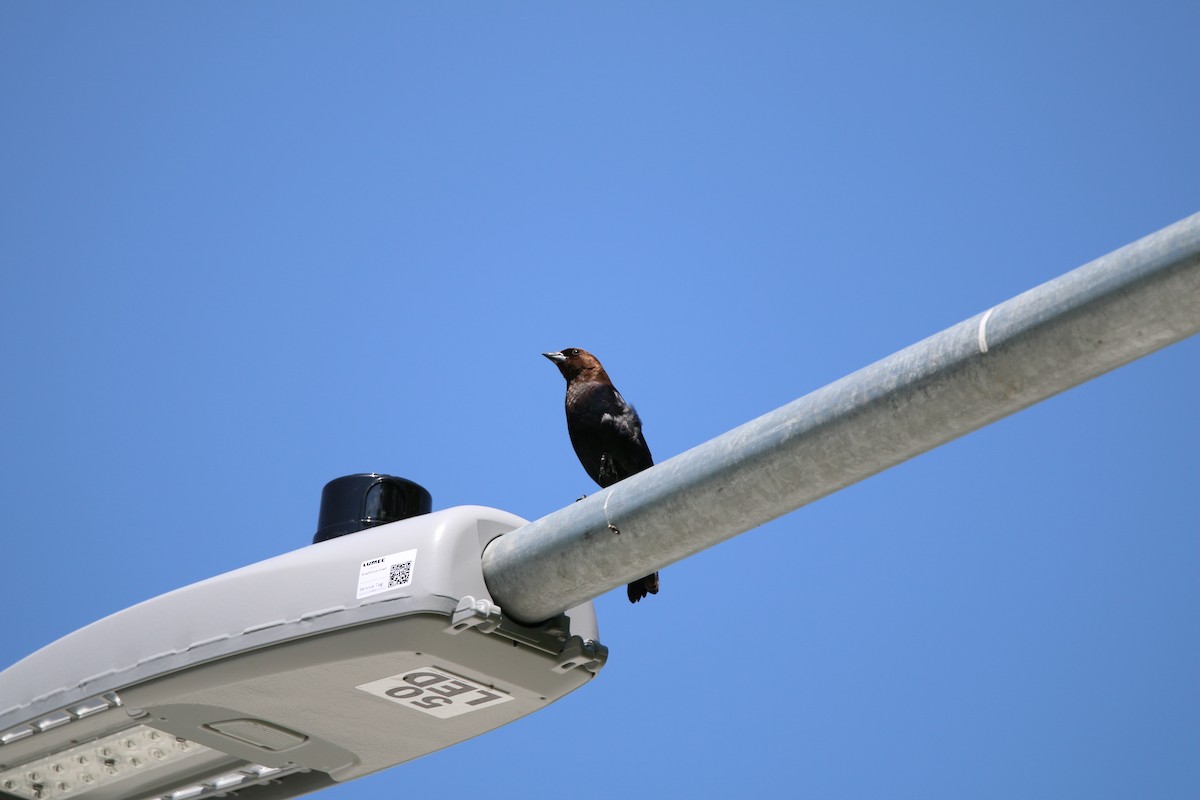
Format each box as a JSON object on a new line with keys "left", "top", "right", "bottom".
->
{"left": 543, "top": 351, "right": 566, "bottom": 363}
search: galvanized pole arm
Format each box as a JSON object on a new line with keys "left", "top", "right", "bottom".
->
{"left": 483, "top": 213, "right": 1200, "bottom": 624}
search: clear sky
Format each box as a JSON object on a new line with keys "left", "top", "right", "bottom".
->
{"left": 2, "top": 3, "right": 1197, "bottom": 799}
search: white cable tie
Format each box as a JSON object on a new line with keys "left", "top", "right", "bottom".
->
{"left": 602, "top": 489, "right": 620, "bottom": 535}
{"left": 978, "top": 306, "right": 996, "bottom": 354}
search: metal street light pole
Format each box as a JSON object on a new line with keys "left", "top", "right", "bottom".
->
{"left": 483, "top": 212, "right": 1200, "bottom": 624}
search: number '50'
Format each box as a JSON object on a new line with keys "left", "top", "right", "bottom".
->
{"left": 385, "top": 683, "right": 452, "bottom": 709}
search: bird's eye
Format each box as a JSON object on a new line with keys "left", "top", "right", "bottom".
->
{"left": 568, "top": 348, "right": 580, "bottom": 356}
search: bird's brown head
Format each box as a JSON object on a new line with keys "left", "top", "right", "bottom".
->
{"left": 543, "top": 347, "right": 608, "bottom": 383}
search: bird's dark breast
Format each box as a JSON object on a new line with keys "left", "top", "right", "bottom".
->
{"left": 565, "top": 406, "right": 614, "bottom": 483}
{"left": 565, "top": 380, "right": 616, "bottom": 416}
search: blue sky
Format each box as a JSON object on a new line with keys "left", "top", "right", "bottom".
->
{"left": 2, "top": 3, "right": 1197, "bottom": 798}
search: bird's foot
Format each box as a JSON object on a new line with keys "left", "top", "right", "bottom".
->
{"left": 598, "top": 452, "right": 619, "bottom": 484}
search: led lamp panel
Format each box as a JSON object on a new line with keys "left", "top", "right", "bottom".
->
{"left": 0, "top": 724, "right": 230, "bottom": 800}
{"left": 0, "top": 507, "right": 606, "bottom": 800}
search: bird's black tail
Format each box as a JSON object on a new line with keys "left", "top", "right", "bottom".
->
{"left": 627, "top": 572, "right": 660, "bottom": 603}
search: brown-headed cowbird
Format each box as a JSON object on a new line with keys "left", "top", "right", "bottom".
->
{"left": 543, "top": 348, "right": 660, "bottom": 603}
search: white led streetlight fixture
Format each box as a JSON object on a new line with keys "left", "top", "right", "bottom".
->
{"left": 0, "top": 475, "right": 606, "bottom": 800}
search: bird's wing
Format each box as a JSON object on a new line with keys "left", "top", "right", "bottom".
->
{"left": 600, "top": 389, "right": 642, "bottom": 439}
{"left": 598, "top": 389, "right": 654, "bottom": 473}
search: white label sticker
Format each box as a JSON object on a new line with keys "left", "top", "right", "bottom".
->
{"left": 356, "top": 548, "right": 417, "bottom": 599}
{"left": 357, "top": 667, "right": 514, "bottom": 719}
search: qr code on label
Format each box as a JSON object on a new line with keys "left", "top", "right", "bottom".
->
{"left": 389, "top": 560, "right": 413, "bottom": 587}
